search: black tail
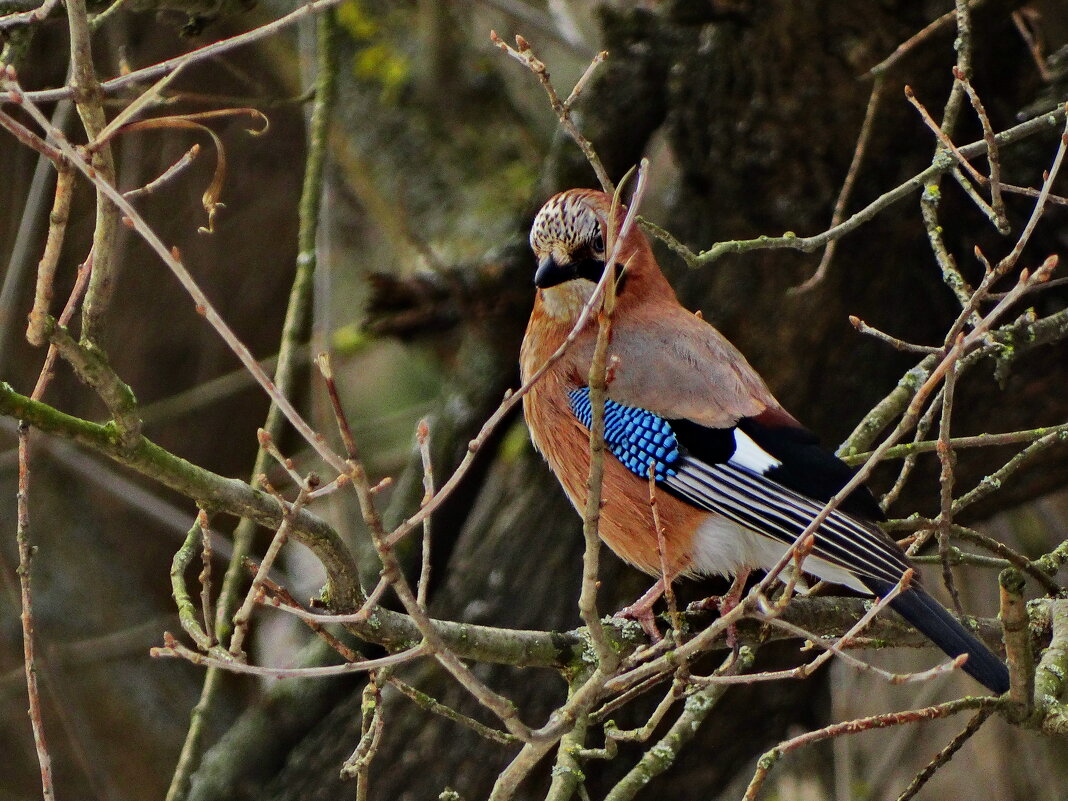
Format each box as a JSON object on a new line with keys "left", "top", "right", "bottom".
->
{"left": 862, "top": 577, "right": 1009, "bottom": 694}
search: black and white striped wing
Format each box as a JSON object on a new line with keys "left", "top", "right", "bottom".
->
{"left": 567, "top": 387, "right": 910, "bottom": 587}
{"left": 664, "top": 454, "right": 910, "bottom": 586}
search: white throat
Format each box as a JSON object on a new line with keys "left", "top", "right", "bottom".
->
{"left": 539, "top": 281, "right": 596, "bottom": 321}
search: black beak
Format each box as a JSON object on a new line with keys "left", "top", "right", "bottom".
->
{"left": 534, "top": 255, "right": 574, "bottom": 289}
{"left": 534, "top": 255, "right": 606, "bottom": 288}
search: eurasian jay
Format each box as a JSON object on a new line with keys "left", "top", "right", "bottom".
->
{"left": 520, "top": 188, "right": 1010, "bottom": 694}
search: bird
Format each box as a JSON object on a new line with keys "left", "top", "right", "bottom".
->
{"left": 519, "top": 187, "right": 1010, "bottom": 694}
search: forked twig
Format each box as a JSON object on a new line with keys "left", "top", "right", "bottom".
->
{"left": 491, "top": 31, "right": 612, "bottom": 192}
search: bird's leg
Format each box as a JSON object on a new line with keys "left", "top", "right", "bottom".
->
{"left": 720, "top": 568, "right": 750, "bottom": 615}
{"left": 689, "top": 568, "right": 751, "bottom": 649}
{"left": 615, "top": 578, "right": 666, "bottom": 642}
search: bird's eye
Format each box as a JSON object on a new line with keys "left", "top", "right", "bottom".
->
{"left": 592, "top": 232, "right": 605, "bottom": 254}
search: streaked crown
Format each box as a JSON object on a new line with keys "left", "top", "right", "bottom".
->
{"left": 529, "top": 191, "right": 607, "bottom": 290}
{"left": 530, "top": 192, "right": 603, "bottom": 257}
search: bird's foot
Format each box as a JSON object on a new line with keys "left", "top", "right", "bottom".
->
{"left": 614, "top": 600, "right": 662, "bottom": 642}
{"left": 687, "top": 595, "right": 741, "bottom": 649}
{"left": 614, "top": 579, "right": 667, "bottom": 642}
{"left": 688, "top": 569, "right": 751, "bottom": 650}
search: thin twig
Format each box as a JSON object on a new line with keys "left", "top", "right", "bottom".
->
{"left": 90, "top": 60, "right": 190, "bottom": 148}
{"left": 342, "top": 679, "right": 385, "bottom": 791}
{"left": 490, "top": 31, "right": 612, "bottom": 192}
{"left": 955, "top": 66, "right": 1008, "bottom": 232}
{"left": 843, "top": 422, "right": 1068, "bottom": 466}
{"left": 578, "top": 174, "right": 636, "bottom": 667}
{"left": 15, "top": 0, "right": 350, "bottom": 106}
{"left": 388, "top": 676, "right": 519, "bottom": 746}
{"left": 171, "top": 519, "right": 216, "bottom": 652}
{"left": 198, "top": 511, "right": 214, "bottom": 643}
{"left": 316, "top": 351, "right": 360, "bottom": 460}
{"left": 636, "top": 216, "right": 698, "bottom": 268}
{"left": 995, "top": 107, "right": 1068, "bottom": 273}
{"left": 1011, "top": 8, "right": 1052, "bottom": 82}
{"left": 893, "top": 707, "right": 994, "bottom": 801}
{"left": 25, "top": 167, "right": 74, "bottom": 347}
{"left": 229, "top": 479, "right": 314, "bottom": 657}
{"left": 0, "top": 94, "right": 72, "bottom": 370}
{"left": 849, "top": 315, "right": 940, "bottom": 355}
{"left": 905, "top": 84, "right": 986, "bottom": 185}
{"left": 935, "top": 354, "right": 964, "bottom": 615}
{"left": 794, "top": 74, "right": 886, "bottom": 292}
{"left": 692, "top": 572, "right": 930, "bottom": 687}
{"left": 996, "top": 183, "right": 1068, "bottom": 208}
{"left": 754, "top": 615, "right": 964, "bottom": 685}
{"left": 416, "top": 419, "right": 434, "bottom": 609}
{"left": 154, "top": 635, "right": 430, "bottom": 677}
{"left": 952, "top": 419, "right": 1068, "bottom": 515}
{"left": 741, "top": 697, "right": 1002, "bottom": 801}
{"left": 880, "top": 388, "right": 942, "bottom": 512}
{"left": 256, "top": 429, "right": 306, "bottom": 488}
{"left": 65, "top": 0, "right": 119, "bottom": 344}
{"left": 868, "top": 4, "right": 966, "bottom": 77}
{"left": 0, "top": 0, "right": 61, "bottom": 30}
{"left": 88, "top": 0, "right": 129, "bottom": 30}
{"left": 0, "top": 95, "right": 66, "bottom": 164}
{"left": 950, "top": 525, "right": 1062, "bottom": 595}
{"left": 648, "top": 467, "right": 680, "bottom": 635}
{"left": 123, "top": 144, "right": 200, "bottom": 200}
{"left": 16, "top": 425, "right": 55, "bottom": 800}
{"left": 692, "top": 102, "right": 1067, "bottom": 267}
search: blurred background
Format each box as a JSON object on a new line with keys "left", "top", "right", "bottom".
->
{"left": 2, "top": 1, "right": 1068, "bottom": 799}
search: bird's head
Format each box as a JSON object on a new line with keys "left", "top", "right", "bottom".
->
{"left": 529, "top": 189, "right": 611, "bottom": 292}
{"left": 528, "top": 188, "right": 675, "bottom": 323}
{"left": 529, "top": 188, "right": 664, "bottom": 320}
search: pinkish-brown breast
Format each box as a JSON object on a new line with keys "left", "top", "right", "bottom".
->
{"left": 520, "top": 298, "right": 705, "bottom": 578}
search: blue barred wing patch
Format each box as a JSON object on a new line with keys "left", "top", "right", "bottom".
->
{"left": 568, "top": 388, "right": 680, "bottom": 480}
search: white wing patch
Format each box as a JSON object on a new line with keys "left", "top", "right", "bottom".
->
{"left": 729, "top": 429, "right": 782, "bottom": 474}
